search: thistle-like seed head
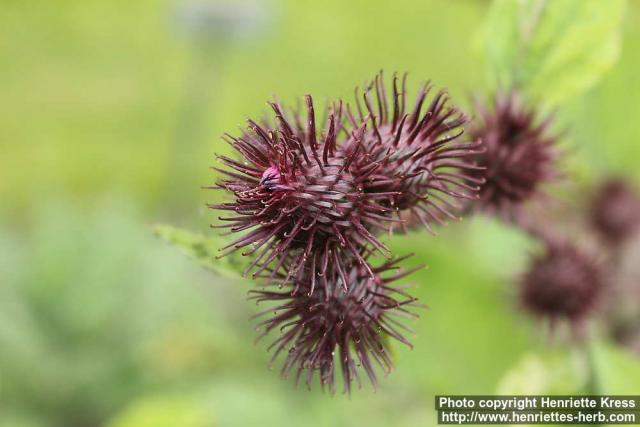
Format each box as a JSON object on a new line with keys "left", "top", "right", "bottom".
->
{"left": 469, "top": 90, "right": 559, "bottom": 220}
{"left": 520, "top": 241, "right": 602, "bottom": 326}
{"left": 590, "top": 178, "right": 640, "bottom": 247}
{"left": 211, "top": 96, "right": 398, "bottom": 287}
{"left": 344, "top": 72, "right": 484, "bottom": 233}
{"left": 250, "top": 256, "right": 422, "bottom": 394}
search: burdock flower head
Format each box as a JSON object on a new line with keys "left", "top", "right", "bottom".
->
{"left": 590, "top": 178, "right": 640, "bottom": 247}
{"left": 519, "top": 240, "right": 603, "bottom": 330}
{"left": 212, "top": 96, "right": 398, "bottom": 285}
{"left": 469, "top": 90, "right": 560, "bottom": 220}
{"left": 250, "top": 255, "right": 422, "bottom": 394}
{"left": 211, "top": 72, "right": 481, "bottom": 286}
{"left": 344, "top": 72, "right": 484, "bottom": 233}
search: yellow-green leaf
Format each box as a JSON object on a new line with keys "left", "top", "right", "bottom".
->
{"left": 482, "top": 0, "right": 626, "bottom": 105}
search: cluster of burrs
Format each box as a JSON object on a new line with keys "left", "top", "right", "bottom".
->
{"left": 209, "top": 72, "right": 569, "bottom": 392}
{"left": 470, "top": 93, "right": 640, "bottom": 338}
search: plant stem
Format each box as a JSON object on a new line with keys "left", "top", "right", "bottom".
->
{"left": 583, "top": 327, "right": 604, "bottom": 427}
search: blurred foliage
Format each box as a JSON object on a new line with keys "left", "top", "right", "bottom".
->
{"left": 592, "top": 342, "right": 640, "bottom": 394}
{"left": 497, "top": 348, "right": 590, "bottom": 396}
{"left": 0, "top": 201, "right": 253, "bottom": 426}
{"left": 107, "top": 394, "right": 215, "bottom": 427}
{"left": 497, "top": 342, "right": 640, "bottom": 426}
{"left": 1, "top": 0, "right": 640, "bottom": 426}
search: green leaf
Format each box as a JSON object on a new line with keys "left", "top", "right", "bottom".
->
{"left": 482, "top": 0, "right": 626, "bottom": 105}
{"left": 591, "top": 341, "right": 640, "bottom": 394}
{"left": 152, "top": 224, "right": 244, "bottom": 280}
{"left": 497, "top": 347, "right": 589, "bottom": 395}
{"left": 497, "top": 343, "right": 640, "bottom": 427}
{"left": 498, "top": 341, "right": 640, "bottom": 395}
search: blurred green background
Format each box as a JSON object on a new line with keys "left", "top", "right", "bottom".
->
{"left": 1, "top": 1, "right": 639, "bottom": 426}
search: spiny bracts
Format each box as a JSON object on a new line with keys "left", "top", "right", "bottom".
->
{"left": 210, "top": 72, "right": 481, "bottom": 287}
{"left": 250, "top": 255, "right": 422, "bottom": 393}
{"left": 520, "top": 240, "right": 603, "bottom": 327}
{"left": 468, "top": 90, "right": 559, "bottom": 220}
